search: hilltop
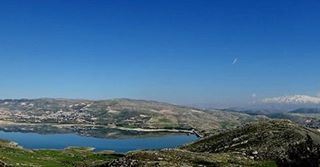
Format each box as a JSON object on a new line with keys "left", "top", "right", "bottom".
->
{"left": 183, "top": 120, "right": 320, "bottom": 159}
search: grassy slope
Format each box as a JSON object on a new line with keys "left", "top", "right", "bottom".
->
{"left": 0, "top": 140, "right": 122, "bottom": 167}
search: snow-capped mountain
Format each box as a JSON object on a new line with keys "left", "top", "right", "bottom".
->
{"left": 262, "top": 95, "right": 320, "bottom": 105}
{"left": 229, "top": 95, "right": 320, "bottom": 114}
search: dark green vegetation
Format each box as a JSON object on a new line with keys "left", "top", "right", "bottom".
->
{"left": 290, "top": 108, "right": 320, "bottom": 114}
{"left": 0, "top": 140, "right": 122, "bottom": 166}
{"left": 277, "top": 134, "right": 320, "bottom": 167}
{"left": 106, "top": 120, "right": 320, "bottom": 167}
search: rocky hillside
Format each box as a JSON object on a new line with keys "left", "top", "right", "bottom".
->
{"left": 107, "top": 150, "right": 276, "bottom": 167}
{"left": 106, "top": 120, "right": 320, "bottom": 167}
{"left": 0, "top": 98, "right": 257, "bottom": 132}
{"left": 183, "top": 120, "right": 320, "bottom": 159}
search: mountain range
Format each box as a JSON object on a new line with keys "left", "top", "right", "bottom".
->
{"left": 0, "top": 98, "right": 259, "bottom": 137}
{"left": 228, "top": 95, "right": 320, "bottom": 113}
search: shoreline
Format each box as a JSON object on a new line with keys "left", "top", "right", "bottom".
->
{"left": 0, "top": 120, "right": 200, "bottom": 137}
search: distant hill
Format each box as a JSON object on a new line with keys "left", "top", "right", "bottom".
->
{"left": 0, "top": 98, "right": 257, "bottom": 133}
{"left": 227, "top": 105, "right": 320, "bottom": 129}
{"left": 290, "top": 108, "right": 320, "bottom": 114}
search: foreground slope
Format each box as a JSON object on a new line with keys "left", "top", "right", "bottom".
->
{"left": 107, "top": 120, "right": 320, "bottom": 167}
{"left": 108, "top": 150, "right": 276, "bottom": 167}
{"left": 184, "top": 120, "right": 320, "bottom": 159}
{"left": 0, "top": 140, "right": 121, "bottom": 166}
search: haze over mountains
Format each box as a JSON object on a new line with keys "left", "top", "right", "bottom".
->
{"left": 229, "top": 95, "right": 320, "bottom": 113}
{"left": 262, "top": 95, "right": 320, "bottom": 105}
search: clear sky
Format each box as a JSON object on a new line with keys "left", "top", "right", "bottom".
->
{"left": 0, "top": 0, "right": 319, "bottom": 107}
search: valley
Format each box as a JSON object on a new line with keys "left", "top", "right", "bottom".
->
{"left": 1, "top": 119, "right": 319, "bottom": 166}
{"left": 1, "top": 98, "right": 320, "bottom": 166}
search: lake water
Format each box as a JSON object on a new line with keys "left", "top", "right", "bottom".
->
{"left": 0, "top": 131, "right": 197, "bottom": 153}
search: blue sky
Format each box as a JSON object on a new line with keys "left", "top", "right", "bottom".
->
{"left": 0, "top": 0, "right": 319, "bottom": 107}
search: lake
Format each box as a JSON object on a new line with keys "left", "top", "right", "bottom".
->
{"left": 0, "top": 131, "right": 197, "bottom": 153}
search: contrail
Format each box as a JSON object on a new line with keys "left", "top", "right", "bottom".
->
{"left": 232, "top": 58, "right": 238, "bottom": 65}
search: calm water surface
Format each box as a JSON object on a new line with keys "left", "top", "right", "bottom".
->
{"left": 0, "top": 131, "right": 197, "bottom": 153}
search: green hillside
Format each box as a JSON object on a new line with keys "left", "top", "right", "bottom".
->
{"left": 0, "top": 140, "right": 122, "bottom": 167}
